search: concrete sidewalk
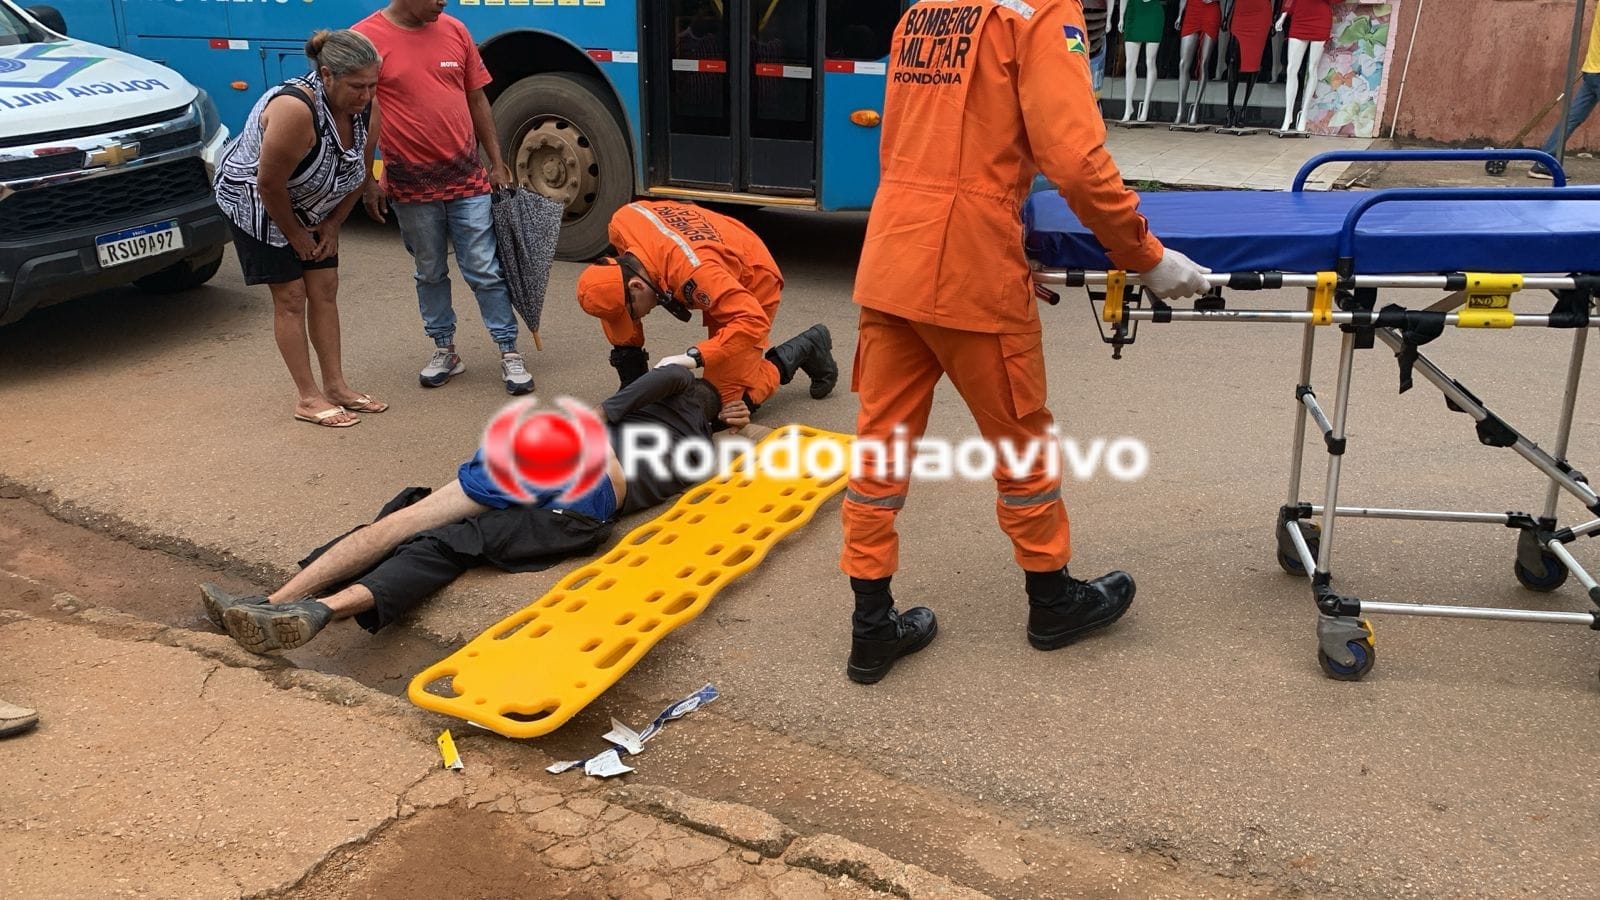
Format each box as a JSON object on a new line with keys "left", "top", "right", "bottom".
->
{"left": 0, "top": 604, "right": 984, "bottom": 899}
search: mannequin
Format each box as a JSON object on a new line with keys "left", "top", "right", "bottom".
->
{"left": 1276, "top": 0, "right": 1336, "bottom": 133}
{"left": 1219, "top": 0, "right": 1273, "bottom": 131}
{"left": 1213, "top": 17, "right": 1231, "bottom": 81}
{"left": 1269, "top": 0, "right": 1287, "bottom": 82}
{"left": 1119, "top": 0, "right": 1165, "bottom": 123}
{"left": 1173, "top": 0, "right": 1221, "bottom": 127}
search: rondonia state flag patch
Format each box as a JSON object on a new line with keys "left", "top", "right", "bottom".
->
{"left": 1062, "top": 24, "right": 1087, "bottom": 55}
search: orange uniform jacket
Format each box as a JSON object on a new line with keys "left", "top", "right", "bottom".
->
{"left": 607, "top": 201, "right": 783, "bottom": 370}
{"left": 855, "top": 0, "right": 1165, "bottom": 334}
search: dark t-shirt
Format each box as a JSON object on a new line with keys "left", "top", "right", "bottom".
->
{"left": 601, "top": 366, "right": 721, "bottom": 515}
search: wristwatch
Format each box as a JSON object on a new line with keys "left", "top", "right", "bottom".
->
{"left": 686, "top": 346, "right": 704, "bottom": 368}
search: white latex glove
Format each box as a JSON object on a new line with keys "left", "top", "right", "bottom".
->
{"left": 1142, "top": 248, "right": 1212, "bottom": 300}
{"left": 655, "top": 353, "right": 696, "bottom": 369}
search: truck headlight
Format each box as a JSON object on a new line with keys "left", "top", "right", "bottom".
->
{"left": 194, "top": 90, "right": 223, "bottom": 142}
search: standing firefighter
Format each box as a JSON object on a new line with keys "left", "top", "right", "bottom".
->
{"left": 841, "top": 0, "right": 1211, "bottom": 684}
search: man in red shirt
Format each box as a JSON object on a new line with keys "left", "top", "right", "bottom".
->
{"left": 354, "top": 0, "right": 533, "bottom": 395}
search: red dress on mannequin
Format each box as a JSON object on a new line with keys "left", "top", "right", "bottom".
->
{"left": 1181, "top": 0, "right": 1222, "bottom": 39}
{"left": 1230, "top": 0, "right": 1273, "bottom": 74}
{"left": 1282, "top": 0, "right": 1336, "bottom": 41}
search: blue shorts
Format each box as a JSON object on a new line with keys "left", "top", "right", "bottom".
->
{"left": 457, "top": 449, "right": 619, "bottom": 521}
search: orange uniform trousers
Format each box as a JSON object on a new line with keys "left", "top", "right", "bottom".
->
{"left": 840, "top": 307, "right": 1070, "bottom": 580}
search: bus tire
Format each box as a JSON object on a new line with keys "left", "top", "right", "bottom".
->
{"left": 494, "top": 73, "right": 632, "bottom": 261}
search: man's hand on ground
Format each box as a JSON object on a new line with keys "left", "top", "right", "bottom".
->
{"left": 719, "top": 400, "right": 751, "bottom": 431}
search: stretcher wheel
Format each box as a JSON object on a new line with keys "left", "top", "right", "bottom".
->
{"left": 1485, "top": 158, "right": 1508, "bottom": 176}
{"left": 1513, "top": 555, "right": 1568, "bottom": 592}
{"left": 1277, "top": 522, "right": 1321, "bottom": 576}
{"left": 1317, "top": 622, "right": 1376, "bottom": 682}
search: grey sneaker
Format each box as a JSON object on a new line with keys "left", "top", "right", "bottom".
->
{"left": 500, "top": 352, "right": 534, "bottom": 395}
{"left": 420, "top": 347, "right": 464, "bottom": 387}
{"left": 0, "top": 699, "right": 39, "bottom": 738}
{"left": 223, "top": 598, "right": 333, "bottom": 654}
{"left": 1529, "top": 163, "right": 1554, "bottom": 180}
{"left": 200, "top": 582, "right": 269, "bottom": 630}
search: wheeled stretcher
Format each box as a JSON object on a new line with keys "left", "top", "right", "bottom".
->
{"left": 1023, "top": 149, "right": 1600, "bottom": 680}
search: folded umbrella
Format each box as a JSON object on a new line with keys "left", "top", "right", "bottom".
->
{"left": 491, "top": 188, "right": 564, "bottom": 350}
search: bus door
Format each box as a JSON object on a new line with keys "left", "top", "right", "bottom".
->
{"left": 646, "top": 0, "right": 818, "bottom": 198}
{"left": 816, "top": 1, "right": 904, "bottom": 210}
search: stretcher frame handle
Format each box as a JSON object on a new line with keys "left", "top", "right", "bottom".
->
{"left": 1336, "top": 186, "right": 1600, "bottom": 272}
{"left": 1293, "top": 149, "right": 1568, "bottom": 191}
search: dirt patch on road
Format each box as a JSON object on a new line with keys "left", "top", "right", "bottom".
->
{"left": 0, "top": 495, "right": 450, "bottom": 695}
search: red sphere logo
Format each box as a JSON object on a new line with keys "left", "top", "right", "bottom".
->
{"left": 482, "top": 397, "right": 609, "bottom": 504}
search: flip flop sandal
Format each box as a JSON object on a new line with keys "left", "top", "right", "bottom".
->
{"left": 341, "top": 394, "right": 388, "bottom": 413}
{"left": 295, "top": 407, "right": 358, "bottom": 427}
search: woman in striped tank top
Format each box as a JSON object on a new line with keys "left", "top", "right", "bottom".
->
{"left": 214, "top": 30, "right": 385, "bottom": 427}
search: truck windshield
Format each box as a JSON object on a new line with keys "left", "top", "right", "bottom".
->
{"left": 0, "top": 4, "right": 46, "bottom": 47}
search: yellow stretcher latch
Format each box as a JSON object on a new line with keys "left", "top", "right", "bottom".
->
{"left": 1310, "top": 272, "right": 1336, "bottom": 326}
{"left": 408, "top": 425, "right": 853, "bottom": 739}
{"left": 1458, "top": 273, "right": 1523, "bottom": 329}
{"left": 1103, "top": 270, "right": 1127, "bottom": 323}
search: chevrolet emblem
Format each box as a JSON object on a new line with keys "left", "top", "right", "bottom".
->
{"left": 85, "top": 142, "right": 141, "bottom": 168}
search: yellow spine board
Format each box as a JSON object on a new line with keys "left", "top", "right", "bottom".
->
{"left": 408, "top": 425, "right": 853, "bottom": 738}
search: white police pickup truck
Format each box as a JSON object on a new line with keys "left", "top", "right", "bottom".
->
{"left": 0, "top": 0, "right": 230, "bottom": 325}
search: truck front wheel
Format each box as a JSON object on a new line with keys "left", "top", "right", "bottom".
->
{"left": 494, "top": 73, "right": 632, "bottom": 261}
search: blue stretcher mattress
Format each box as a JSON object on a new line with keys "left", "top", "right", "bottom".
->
{"left": 1023, "top": 190, "right": 1600, "bottom": 275}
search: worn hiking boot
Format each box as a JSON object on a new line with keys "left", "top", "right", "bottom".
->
{"left": 1529, "top": 162, "right": 1555, "bottom": 180}
{"left": 223, "top": 598, "right": 334, "bottom": 654}
{"left": 766, "top": 324, "right": 839, "bottom": 399}
{"left": 420, "top": 346, "right": 464, "bottom": 388}
{"left": 200, "top": 583, "right": 269, "bottom": 630}
{"left": 1025, "top": 568, "right": 1136, "bottom": 651}
{"left": 501, "top": 352, "right": 534, "bottom": 395}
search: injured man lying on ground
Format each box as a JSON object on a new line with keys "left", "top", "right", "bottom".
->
{"left": 201, "top": 367, "right": 747, "bottom": 654}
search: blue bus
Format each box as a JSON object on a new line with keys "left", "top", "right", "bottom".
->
{"left": 35, "top": 0, "right": 908, "bottom": 258}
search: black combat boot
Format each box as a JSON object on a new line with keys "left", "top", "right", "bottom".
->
{"left": 765, "top": 324, "right": 839, "bottom": 399}
{"left": 609, "top": 346, "right": 649, "bottom": 389}
{"left": 847, "top": 576, "right": 938, "bottom": 684}
{"left": 1024, "top": 567, "right": 1136, "bottom": 651}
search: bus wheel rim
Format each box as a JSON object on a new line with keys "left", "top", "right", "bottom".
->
{"left": 515, "top": 116, "right": 600, "bottom": 223}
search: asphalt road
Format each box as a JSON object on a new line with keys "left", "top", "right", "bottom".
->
{"left": 2, "top": 209, "right": 1598, "bottom": 898}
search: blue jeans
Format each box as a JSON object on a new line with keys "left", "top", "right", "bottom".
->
{"left": 1540, "top": 71, "right": 1600, "bottom": 162}
{"left": 392, "top": 194, "right": 519, "bottom": 352}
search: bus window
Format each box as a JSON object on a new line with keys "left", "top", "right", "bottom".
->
{"left": 825, "top": 0, "right": 902, "bottom": 61}
{"left": 669, "top": 1, "right": 730, "bottom": 138}
{"left": 752, "top": 0, "right": 813, "bottom": 144}
{"left": 746, "top": 0, "right": 816, "bottom": 192}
